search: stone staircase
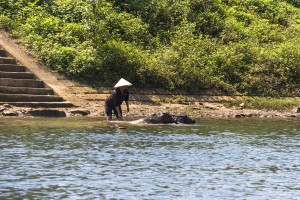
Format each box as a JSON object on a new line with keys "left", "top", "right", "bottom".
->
{"left": 0, "top": 48, "right": 74, "bottom": 108}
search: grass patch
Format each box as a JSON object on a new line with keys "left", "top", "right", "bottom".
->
{"left": 222, "top": 97, "right": 300, "bottom": 111}
{"left": 161, "top": 95, "right": 189, "bottom": 104}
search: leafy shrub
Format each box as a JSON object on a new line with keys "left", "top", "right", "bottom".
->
{"left": 0, "top": 0, "right": 299, "bottom": 96}
{"left": 0, "top": 15, "right": 15, "bottom": 30}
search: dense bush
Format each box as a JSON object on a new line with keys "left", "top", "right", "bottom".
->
{"left": 0, "top": 0, "right": 299, "bottom": 96}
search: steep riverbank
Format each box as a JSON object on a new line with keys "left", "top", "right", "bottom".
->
{"left": 0, "top": 30, "right": 299, "bottom": 119}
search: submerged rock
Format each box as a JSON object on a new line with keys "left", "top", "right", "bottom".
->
{"left": 70, "top": 109, "right": 91, "bottom": 116}
{"left": 138, "top": 112, "right": 196, "bottom": 124}
{"left": 3, "top": 104, "right": 12, "bottom": 109}
{"left": 26, "top": 109, "right": 66, "bottom": 117}
{"left": 2, "top": 110, "right": 19, "bottom": 116}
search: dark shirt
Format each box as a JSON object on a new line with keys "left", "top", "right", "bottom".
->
{"left": 105, "top": 88, "right": 129, "bottom": 108}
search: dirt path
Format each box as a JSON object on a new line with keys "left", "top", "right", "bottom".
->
{"left": 0, "top": 30, "right": 299, "bottom": 119}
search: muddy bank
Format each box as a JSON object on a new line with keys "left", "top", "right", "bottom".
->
{"left": 1, "top": 102, "right": 299, "bottom": 119}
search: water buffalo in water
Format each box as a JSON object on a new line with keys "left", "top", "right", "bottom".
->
{"left": 133, "top": 112, "right": 196, "bottom": 124}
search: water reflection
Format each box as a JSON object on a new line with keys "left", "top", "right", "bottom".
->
{"left": 0, "top": 118, "right": 299, "bottom": 199}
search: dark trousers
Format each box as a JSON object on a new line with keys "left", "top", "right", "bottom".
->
{"left": 105, "top": 103, "right": 122, "bottom": 119}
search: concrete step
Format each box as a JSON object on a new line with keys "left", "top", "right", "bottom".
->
{"left": 0, "top": 49, "right": 7, "bottom": 57}
{"left": 0, "top": 64, "right": 26, "bottom": 72}
{"left": 0, "top": 57, "right": 16, "bottom": 64}
{"left": 0, "top": 93, "right": 64, "bottom": 102}
{"left": 0, "top": 86, "right": 54, "bottom": 95}
{"left": 0, "top": 71, "right": 35, "bottom": 79}
{"left": 0, "top": 78, "right": 44, "bottom": 88}
{"left": 0, "top": 102, "right": 74, "bottom": 108}
{"left": 0, "top": 48, "right": 73, "bottom": 109}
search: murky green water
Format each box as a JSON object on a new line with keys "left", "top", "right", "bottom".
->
{"left": 1, "top": 117, "right": 299, "bottom": 199}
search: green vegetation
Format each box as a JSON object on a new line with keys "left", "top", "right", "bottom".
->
{"left": 161, "top": 95, "right": 189, "bottom": 104}
{"left": 222, "top": 96, "right": 300, "bottom": 110}
{"left": 0, "top": 0, "right": 299, "bottom": 96}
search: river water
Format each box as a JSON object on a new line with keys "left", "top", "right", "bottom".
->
{"left": 0, "top": 117, "right": 299, "bottom": 199}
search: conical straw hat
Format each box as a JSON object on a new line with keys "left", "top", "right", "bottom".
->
{"left": 114, "top": 78, "right": 133, "bottom": 88}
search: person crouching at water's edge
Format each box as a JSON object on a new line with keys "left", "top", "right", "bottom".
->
{"left": 105, "top": 78, "right": 132, "bottom": 121}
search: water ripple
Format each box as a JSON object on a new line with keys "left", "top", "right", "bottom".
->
{"left": 0, "top": 118, "right": 299, "bottom": 199}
